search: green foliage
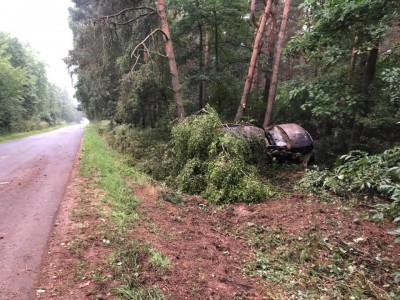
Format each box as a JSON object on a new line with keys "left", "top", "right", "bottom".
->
{"left": 166, "top": 107, "right": 275, "bottom": 204}
{"left": 102, "top": 123, "right": 171, "bottom": 179}
{"left": 299, "top": 148, "right": 400, "bottom": 198}
{"left": 298, "top": 147, "right": 400, "bottom": 243}
{"left": 283, "top": 0, "right": 400, "bottom": 160}
{"left": 0, "top": 32, "right": 77, "bottom": 133}
{"left": 288, "top": 0, "right": 400, "bottom": 57}
{"left": 0, "top": 55, "right": 28, "bottom": 130}
{"left": 381, "top": 67, "right": 400, "bottom": 107}
{"left": 158, "top": 188, "right": 184, "bottom": 205}
{"left": 98, "top": 119, "right": 267, "bottom": 206}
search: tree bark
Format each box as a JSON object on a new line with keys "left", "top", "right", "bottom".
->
{"left": 250, "top": 0, "right": 260, "bottom": 28}
{"left": 234, "top": 0, "right": 273, "bottom": 123}
{"left": 347, "top": 36, "right": 358, "bottom": 86}
{"left": 263, "top": 2, "right": 278, "bottom": 105}
{"left": 263, "top": 0, "right": 291, "bottom": 129}
{"left": 366, "top": 46, "right": 379, "bottom": 84}
{"left": 213, "top": 10, "right": 220, "bottom": 72}
{"left": 157, "top": 0, "right": 185, "bottom": 120}
{"left": 348, "top": 41, "right": 379, "bottom": 150}
{"left": 198, "top": 24, "right": 208, "bottom": 110}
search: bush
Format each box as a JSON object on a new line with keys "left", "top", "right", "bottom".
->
{"left": 166, "top": 107, "right": 275, "bottom": 204}
{"left": 299, "top": 148, "right": 400, "bottom": 199}
{"left": 101, "top": 123, "right": 171, "bottom": 177}
{"left": 298, "top": 147, "right": 400, "bottom": 242}
{"left": 97, "top": 109, "right": 276, "bottom": 204}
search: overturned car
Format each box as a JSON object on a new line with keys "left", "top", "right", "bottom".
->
{"left": 222, "top": 123, "right": 314, "bottom": 167}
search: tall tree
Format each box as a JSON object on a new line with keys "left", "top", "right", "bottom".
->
{"left": 157, "top": 0, "right": 185, "bottom": 119}
{"left": 263, "top": 0, "right": 291, "bottom": 128}
{"left": 234, "top": 0, "right": 273, "bottom": 123}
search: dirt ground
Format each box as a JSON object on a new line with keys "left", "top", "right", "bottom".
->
{"left": 36, "top": 159, "right": 400, "bottom": 299}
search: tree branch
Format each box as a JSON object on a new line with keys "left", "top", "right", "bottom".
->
{"left": 130, "top": 29, "right": 166, "bottom": 71}
{"left": 109, "top": 11, "right": 156, "bottom": 26}
{"left": 97, "top": 6, "right": 156, "bottom": 20}
{"left": 250, "top": 0, "right": 260, "bottom": 28}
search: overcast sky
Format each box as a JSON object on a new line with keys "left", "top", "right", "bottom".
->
{"left": 0, "top": 0, "right": 75, "bottom": 97}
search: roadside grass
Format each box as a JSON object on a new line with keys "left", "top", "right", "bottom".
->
{"left": 0, "top": 123, "right": 71, "bottom": 142}
{"left": 78, "top": 125, "right": 166, "bottom": 299}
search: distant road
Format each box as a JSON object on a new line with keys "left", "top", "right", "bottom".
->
{"left": 0, "top": 125, "right": 84, "bottom": 300}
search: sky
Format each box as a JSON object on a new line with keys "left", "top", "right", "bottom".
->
{"left": 0, "top": 0, "right": 75, "bottom": 97}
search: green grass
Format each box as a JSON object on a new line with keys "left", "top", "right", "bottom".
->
{"left": 81, "top": 126, "right": 141, "bottom": 231}
{"left": 80, "top": 125, "right": 165, "bottom": 299}
{"left": 0, "top": 124, "right": 71, "bottom": 142}
{"left": 149, "top": 249, "right": 170, "bottom": 271}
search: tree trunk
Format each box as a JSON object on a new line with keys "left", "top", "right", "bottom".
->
{"left": 213, "top": 11, "right": 220, "bottom": 72}
{"left": 366, "top": 46, "right": 379, "bottom": 84}
{"left": 347, "top": 36, "right": 358, "bottom": 86}
{"left": 198, "top": 24, "right": 208, "bottom": 110}
{"left": 263, "top": 0, "right": 291, "bottom": 129}
{"left": 234, "top": 0, "right": 273, "bottom": 123}
{"left": 348, "top": 41, "right": 379, "bottom": 150}
{"left": 250, "top": 0, "right": 260, "bottom": 28}
{"left": 263, "top": 2, "right": 278, "bottom": 105}
{"left": 157, "top": 0, "right": 185, "bottom": 120}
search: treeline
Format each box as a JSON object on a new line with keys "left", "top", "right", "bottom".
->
{"left": 0, "top": 32, "right": 78, "bottom": 134}
{"left": 67, "top": 0, "right": 400, "bottom": 163}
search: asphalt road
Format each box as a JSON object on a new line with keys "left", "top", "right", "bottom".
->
{"left": 0, "top": 125, "right": 84, "bottom": 300}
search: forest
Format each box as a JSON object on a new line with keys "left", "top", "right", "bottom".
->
{"left": 68, "top": 0, "right": 399, "bottom": 160}
{"left": 0, "top": 32, "right": 78, "bottom": 133}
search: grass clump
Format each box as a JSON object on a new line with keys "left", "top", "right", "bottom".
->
{"left": 110, "top": 240, "right": 166, "bottom": 299}
{"left": 149, "top": 249, "right": 170, "bottom": 271}
{"left": 163, "top": 107, "right": 275, "bottom": 204}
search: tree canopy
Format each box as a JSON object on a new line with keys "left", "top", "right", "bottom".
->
{"left": 0, "top": 32, "right": 78, "bottom": 133}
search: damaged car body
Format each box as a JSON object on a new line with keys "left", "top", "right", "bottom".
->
{"left": 222, "top": 123, "right": 314, "bottom": 167}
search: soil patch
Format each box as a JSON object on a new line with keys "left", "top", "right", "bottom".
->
{"left": 36, "top": 155, "right": 113, "bottom": 300}
{"left": 132, "top": 187, "right": 400, "bottom": 299}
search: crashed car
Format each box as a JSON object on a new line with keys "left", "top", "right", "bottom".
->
{"left": 222, "top": 123, "right": 314, "bottom": 166}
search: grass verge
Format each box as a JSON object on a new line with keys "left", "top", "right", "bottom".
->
{"left": 78, "top": 125, "right": 165, "bottom": 299}
{"left": 0, "top": 124, "right": 72, "bottom": 142}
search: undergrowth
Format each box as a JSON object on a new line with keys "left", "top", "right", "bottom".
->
{"left": 297, "top": 147, "right": 400, "bottom": 244}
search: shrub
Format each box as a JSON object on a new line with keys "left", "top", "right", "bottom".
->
{"left": 298, "top": 147, "right": 400, "bottom": 242}
{"left": 166, "top": 106, "right": 275, "bottom": 204}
